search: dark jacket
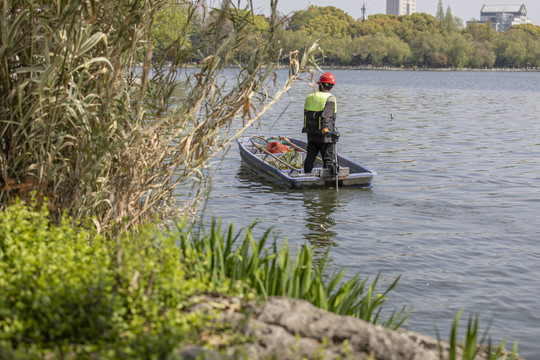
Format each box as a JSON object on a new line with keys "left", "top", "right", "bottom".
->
{"left": 302, "top": 91, "right": 337, "bottom": 143}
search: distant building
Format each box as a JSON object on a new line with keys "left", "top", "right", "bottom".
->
{"left": 479, "top": 4, "right": 532, "bottom": 31}
{"left": 386, "top": 0, "right": 416, "bottom": 16}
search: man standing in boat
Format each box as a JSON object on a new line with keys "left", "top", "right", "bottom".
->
{"left": 302, "top": 72, "right": 338, "bottom": 174}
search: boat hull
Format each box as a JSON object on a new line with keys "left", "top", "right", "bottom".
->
{"left": 237, "top": 136, "right": 376, "bottom": 189}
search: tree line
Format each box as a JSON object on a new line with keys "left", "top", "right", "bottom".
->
{"left": 281, "top": 5, "right": 540, "bottom": 68}
{"left": 154, "top": 2, "right": 540, "bottom": 69}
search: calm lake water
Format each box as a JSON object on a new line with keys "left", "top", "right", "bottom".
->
{"left": 198, "top": 69, "right": 540, "bottom": 358}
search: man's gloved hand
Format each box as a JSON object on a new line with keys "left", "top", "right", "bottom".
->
{"left": 327, "top": 130, "right": 340, "bottom": 142}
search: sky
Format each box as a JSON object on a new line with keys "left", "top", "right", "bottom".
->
{"left": 241, "top": 0, "right": 540, "bottom": 24}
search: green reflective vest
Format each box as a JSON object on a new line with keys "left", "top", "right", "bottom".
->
{"left": 303, "top": 92, "right": 337, "bottom": 133}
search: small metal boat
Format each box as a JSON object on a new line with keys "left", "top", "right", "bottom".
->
{"left": 237, "top": 136, "right": 376, "bottom": 189}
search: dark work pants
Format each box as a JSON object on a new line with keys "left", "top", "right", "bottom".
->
{"left": 304, "top": 142, "right": 334, "bottom": 174}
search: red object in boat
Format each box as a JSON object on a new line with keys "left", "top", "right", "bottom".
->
{"left": 265, "top": 141, "right": 290, "bottom": 154}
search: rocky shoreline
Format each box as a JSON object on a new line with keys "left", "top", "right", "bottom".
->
{"left": 179, "top": 296, "right": 524, "bottom": 360}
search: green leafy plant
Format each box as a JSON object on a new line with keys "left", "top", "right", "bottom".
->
{"left": 439, "top": 308, "right": 518, "bottom": 360}
{"left": 177, "top": 220, "right": 410, "bottom": 329}
{"left": 0, "top": 202, "right": 240, "bottom": 359}
{"left": 268, "top": 149, "right": 305, "bottom": 170}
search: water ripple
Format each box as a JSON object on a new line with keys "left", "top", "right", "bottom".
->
{"left": 201, "top": 70, "right": 540, "bottom": 358}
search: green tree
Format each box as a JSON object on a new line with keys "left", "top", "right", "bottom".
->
{"left": 410, "top": 32, "right": 448, "bottom": 67}
{"left": 384, "top": 36, "right": 412, "bottom": 66}
{"left": 350, "top": 36, "right": 372, "bottom": 64}
{"left": 153, "top": 0, "right": 193, "bottom": 57}
{"left": 230, "top": 8, "right": 270, "bottom": 35}
{"left": 320, "top": 34, "right": 355, "bottom": 65}
{"left": 395, "top": 13, "right": 441, "bottom": 43}
{"left": 356, "top": 14, "right": 401, "bottom": 37}
{"left": 436, "top": 0, "right": 445, "bottom": 23}
{"left": 367, "top": 33, "right": 389, "bottom": 66}
{"left": 281, "top": 29, "right": 314, "bottom": 58}
{"left": 495, "top": 30, "right": 529, "bottom": 67}
{"left": 468, "top": 41, "right": 496, "bottom": 68}
{"left": 504, "top": 24, "right": 540, "bottom": 67}
{"left": 507, "top": 23, "right": 540, "bottom": 38}
{"left": 225, "top": 8, "right": 272, "bottom": 63}
{"left": 442, "top": 5, "right": 463, "bottom": 33}
{"left": 464, "top": 21, "right": 496, "bottom": 42}
{"left": 525, "top": 39, "right": 540, "bottom": 67}
{"left": 289, "top": 6, "right": 355, "bottom": 39}
{"left": 446, "top": 32, "right": 472, "bottom": 68}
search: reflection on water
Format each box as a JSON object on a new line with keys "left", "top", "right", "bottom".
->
{"left": 236, "top": 164, "right": 342, "bottom": 248}
{"left": 302, "top": 190, "right": 339, "bottom": 247}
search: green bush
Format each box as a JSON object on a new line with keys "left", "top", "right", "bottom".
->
{"left": 0, "top": 202, "right": 237, "bottom": 359}
{"left": 0, "top": 202, "right": 408, "bottom": 358}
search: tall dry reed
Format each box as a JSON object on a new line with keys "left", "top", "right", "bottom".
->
{"left": 0, "top": 0, "right": 320, "bottom": 232}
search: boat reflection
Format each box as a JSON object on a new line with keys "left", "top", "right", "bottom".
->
{"left": 301, "top": 190, "right": 339, "bottom": 249}
{"left": 236, "top": 164, "right": 344, "bottom": 254}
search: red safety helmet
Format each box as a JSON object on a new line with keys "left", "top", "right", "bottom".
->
{"left": 317, "top": 72, "right": 335, "bottom": 85}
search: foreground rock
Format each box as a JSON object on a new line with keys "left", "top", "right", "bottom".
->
{"left": 186, "top": 296, "right": 523, "bottom": 360}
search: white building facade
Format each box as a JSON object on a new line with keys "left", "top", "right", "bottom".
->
{"left": 480, "top": 4, "right": 532, "bottom": 32}
{"left": 386, "top": 0, "right": 416, "bottom": 16}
